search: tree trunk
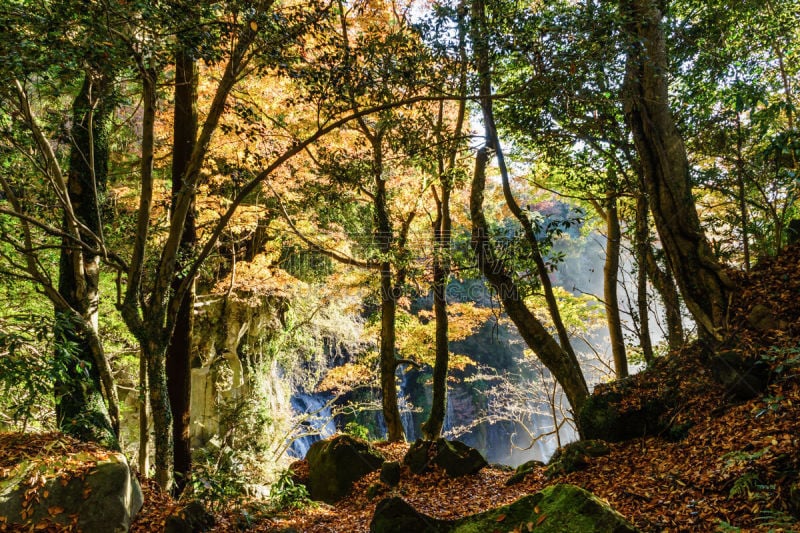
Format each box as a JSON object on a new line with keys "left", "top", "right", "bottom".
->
{"left": 55, "top": 73, "right": 119, "bottom": 450}
{"left": 470, "top": 148, "right": 590, "bottom": 418}
{"left": 735, "top": 112, "right": 750, "bottom": 271}
{"left": 138, "top": 348, "right": 149, "bottom": 475}
{"left": 634, "top": 193, "right": 655, "bottom": 365}
{"left": 166, "top": 41, "right": 198, "bottom": 495}
{"left": 472, "top": 0, "right": 577, "bottom": 361}
{"left": 422, "top": 185, "right": 451, "bottom": 440}
{"left": 145, "top": 338, "right": 173, "bottom": 491}
{"left": 373, "top": 138, "right": 405, "bottom": 442}
{"left": 603, "top": 185, "right": 627, "bottom": 377}
{"left": 644, "top": 245, "right": 685, "bottom": 351}
{"left": 620, "top": 0, "right": 733, "bottom": 340}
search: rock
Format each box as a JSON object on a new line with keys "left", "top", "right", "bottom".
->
{"left": 366, "top": 482, "right": 383, "bottom": 500}
{"left": 789, "top": 480, "right": 800, "bottom": 516}
{"left": 305, "top": 435, "right": 384, "bottom": 503}
{"left": 787, "top": 219, "right": 800, "bottom": 245}
{"left": 450, "top": 484, "right": 638, "bottom": 532}
{"left": 747, "top": 304, "right": 786, "bottom": 332}
{"left": 0, "top": 452, "right": 142, "bottom": 532}
{"left": 505, "top": 459, "right": 545, "bottom": 486}
{"left": 578, "top": 381, "right": 670, "bottom": 442}
{"left": 370, "top": 484, "right": 638, "bottom": 533}
{"left": 710, "top": 350, "right": 770, "bottom": 400}
{"left": 546, "top": 440, "right": 610, "bottom": 478}
{"left": 403, "top": 439, "right": 487, "bottom": 477}
{"left": 164, "top": 500, "right": 215, "bottom": 533}
{"left": 380, "top": 461, "right": 401, "bottom": 487}
{"left": 370, "top": 497, "right": 451, "bottom": 533}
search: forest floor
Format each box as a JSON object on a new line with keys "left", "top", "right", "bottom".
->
{"left": 131, "top": 244, "right": 800, "bottom": 532}
{"left": 3, "top": 246, "right": 799, "bottom": 532}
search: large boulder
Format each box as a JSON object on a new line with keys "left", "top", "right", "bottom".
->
{"left": 370, "top": 497, "right": 450, "bottom": 533}
{"left": 403, "top": 439, "right": 487, "bottom": 477}
{"left": 0, "top": 448, "right": 142, "bottom": 532}
{"left": 370, "top": 484, "right": 638, "bottom": 533}
{"left": 305, "top": 434, "right": 384, "bottom": 503}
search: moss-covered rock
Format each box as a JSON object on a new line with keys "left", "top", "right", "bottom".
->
{"left": 451, "top": 484, "right": 637, "bottom": 532}
{"left": 370, "top": 484, "right": 638, "bottom": 533}
{"left": 380, "top": 461, "right": 401, "bottom": 487}
{"left": 0, "top": 451, "right": 142, "bottom": 532}
{"left": 403, "top": 439, "right": 487, "bottom": 477}
{"left": 505, "top": 459, "right": 545, "bottom": 486}
{"left": 370, "top": 497, "right": 451, "bottom": 533}
{"left": 305, "top": 435, "right": 384, "bottom": 503}
{"left": 578, "top": 381, "right": 671, "bottom": 442}
{"left": 546, "top": 440, "right": 610, "bottom": 478}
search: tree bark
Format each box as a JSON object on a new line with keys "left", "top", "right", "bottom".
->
{"left": 644, "top": 245, "right": 685, "bottom": 351}
{"left": 145, "top": 338, "right": 173, "bottom": 491}
{"left": 603, "top": 185, "right": 627, "bottom": 377}
{"left": 634, "top": 192, "right": 655, "bottom": 365}
{"left": 55, "top": 73, "right": 119, "bottom": 450}
{"left": 422, "top": 185, "right": 451, "bottom": 440}
{"left": 166, "top": 40, "right": 198, "bottom": 495}
{"left": 470, "top": 148, "right": 590, "bottom": 418}
{"left": 138, "top": 347, "right": 150, "bottom": 475}
{"left": 373, "top": 136, "right": 405, "bottom": 442}
{"left": 472, "top": 0, "right": 577, "bottom": 362}
{"left": 619, "top": 0, "right": 734, "bottom": 340}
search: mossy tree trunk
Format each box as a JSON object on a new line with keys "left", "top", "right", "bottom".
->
{"left": 55, "top": 72, "right": 119, "bottom": 450}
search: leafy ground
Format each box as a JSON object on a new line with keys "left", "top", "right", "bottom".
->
{"left": 166, "top": 244, "right": 800, "bottom": 532}
{"left": 3, "top": 246, "right": 800, "bottom": 532}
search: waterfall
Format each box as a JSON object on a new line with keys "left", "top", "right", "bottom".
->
{"left": 287, "top": 392, "right": 336, "bottom": 459}
{"left": 398, "top": 371, "right": 418, "bottom": 441}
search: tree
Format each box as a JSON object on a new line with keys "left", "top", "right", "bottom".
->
{"left": 166, "top": 2, "right": 200, "bottom": 493}
{"left": 469, "top": 0, "right": 589, "bottom": 416}
{"left": 619, "top": 0, "right": 735, "bottom": 341}
{"left": 0, "top": 0, "right": 125, "bottom": 449}
{"left": 419, "top": 0, "right": 470, "bottom": 441}
{"left": 277, "top": 0, "right": 447, "bottom": 442}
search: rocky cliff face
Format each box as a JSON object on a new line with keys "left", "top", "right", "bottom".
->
{"left": 190, "top": 291, "right": 289, "bottom": 447}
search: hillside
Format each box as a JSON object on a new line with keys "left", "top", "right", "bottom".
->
{"left": 126, "top": 245, "right": 800, "bottom": 532}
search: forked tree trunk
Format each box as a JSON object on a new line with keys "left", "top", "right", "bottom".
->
{"left": 423, "top": 2, "right": 467, "bottom": 441}
{"left": 620, "top": 0, "right": 733, "bottom": 340}
{"left": 472, "top": 0, "right": 577, "bottom": 362}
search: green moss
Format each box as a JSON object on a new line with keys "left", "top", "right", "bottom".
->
{"left": 450, "top": 484, "right": 638, "bottom": 533}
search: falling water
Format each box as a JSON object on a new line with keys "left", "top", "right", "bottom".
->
{"left": 287, "top": 392, "right": 336, "bottom": 459}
